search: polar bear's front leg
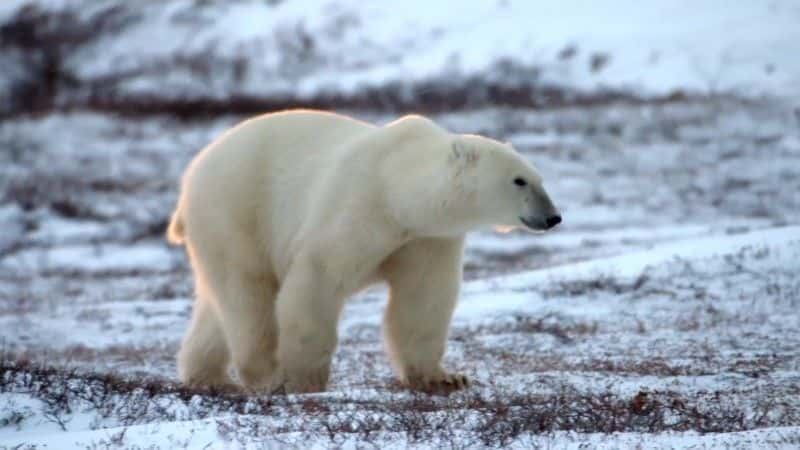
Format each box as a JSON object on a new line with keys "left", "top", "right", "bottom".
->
{"left": 381, "top": 237, "right": 469, "bottom": 392}
{"left": 273, "top": 254, "right": 345, "bottom": 393}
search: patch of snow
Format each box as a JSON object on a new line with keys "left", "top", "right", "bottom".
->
{"left": 468, "top": 225, "right": 800, "bottom": 297}
{"left": 4, "top": 243, "right": 178, "bottom": 273}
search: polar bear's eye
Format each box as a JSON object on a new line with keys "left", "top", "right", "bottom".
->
{"left": 513, "top": 177, "right": 527, "bottom": 187}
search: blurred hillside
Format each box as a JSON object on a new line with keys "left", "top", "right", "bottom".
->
{"left": 2, "top": 0, "right": 799, "bottom": 118}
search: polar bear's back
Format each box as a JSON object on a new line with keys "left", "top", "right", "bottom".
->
{"left": 249, "top": 111, "right": 377, "bottom": 252}
{"left": 178, "top": 110, "right": 376, "bottom": 274}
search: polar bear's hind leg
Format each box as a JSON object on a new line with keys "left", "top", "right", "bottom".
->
{"left": 177, "top": 282, "right": 233, "bottom": 388}
{"left": 182, "top": 233, "right": 280, "bottom": 391}
{"left": 214, "top": 270, "right": 280, "bottom": 390}
{"left": 273, "top": 254, "right": 349, "bottom": 393}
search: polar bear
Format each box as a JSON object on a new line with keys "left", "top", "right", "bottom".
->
{"left": 167, "top": 110, "right": 560, "bottom": 393}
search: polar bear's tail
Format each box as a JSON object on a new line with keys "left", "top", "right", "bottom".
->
{"left": 166, "top": 202, "right": 186, "bottom": 245}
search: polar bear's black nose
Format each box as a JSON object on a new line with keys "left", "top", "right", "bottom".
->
{"left": 545, "top": 215, "right": 562, "bottom": 229}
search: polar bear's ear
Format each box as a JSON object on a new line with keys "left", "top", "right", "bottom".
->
{"left": 449, "top": 138, "right": 480, "bottom": 166}
{"left": 450, "top": 140, "right": 464, "bottom": 160}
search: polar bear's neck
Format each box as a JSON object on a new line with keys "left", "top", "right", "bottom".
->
{"left": 379, "top": 146, "right": 490, "bottom": 238}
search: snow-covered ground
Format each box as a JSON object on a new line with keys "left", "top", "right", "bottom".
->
{"left": 2, "top": 100, "right": 799, "bottom": 448}
{"left": 1, "top": 221, "right": 799, "bottom": 448}
{"left": 2, "top": 0, "right": 799, "bottom": 447}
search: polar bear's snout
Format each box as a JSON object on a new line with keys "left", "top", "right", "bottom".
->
{"left": 545, "top": 215, "right": 562, "bottom": 228}
{"left": 520, "top": 214, "right": 561, "bottom": 231}
{"left": 520, "top": 187, "right": 561, "bottom": 231}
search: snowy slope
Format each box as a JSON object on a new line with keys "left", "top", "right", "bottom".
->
{"left": 1, "top": 0, "right": 799, "bottom": 107}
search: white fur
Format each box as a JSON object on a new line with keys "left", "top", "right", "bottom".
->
{"left": 168, "top": 110, "right": 559, "bottom": 392}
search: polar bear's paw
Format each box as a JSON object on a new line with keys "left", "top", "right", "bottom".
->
{"left": 270, "top": 367, "right": 330, "bottom": 394}
{"left": 403, "top": 370, "right": 470, "bottom": 393}
{"left": 184, "top": 377, "right": 239, "bottom": 393}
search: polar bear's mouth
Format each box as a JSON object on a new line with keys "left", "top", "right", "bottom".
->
{"left": 519, "top": 216, "right": 544, "bottom": 230}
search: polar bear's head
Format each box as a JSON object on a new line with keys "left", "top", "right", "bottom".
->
{"left": 443, "top": 135, "right": 561, "bottom": 234}
{"left": 381, "top": 116, "right": 561, "bottom": 237}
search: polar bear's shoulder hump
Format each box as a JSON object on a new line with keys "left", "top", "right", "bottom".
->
{"left": 384, "top": 114, "right": 448, "bottom": 140}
